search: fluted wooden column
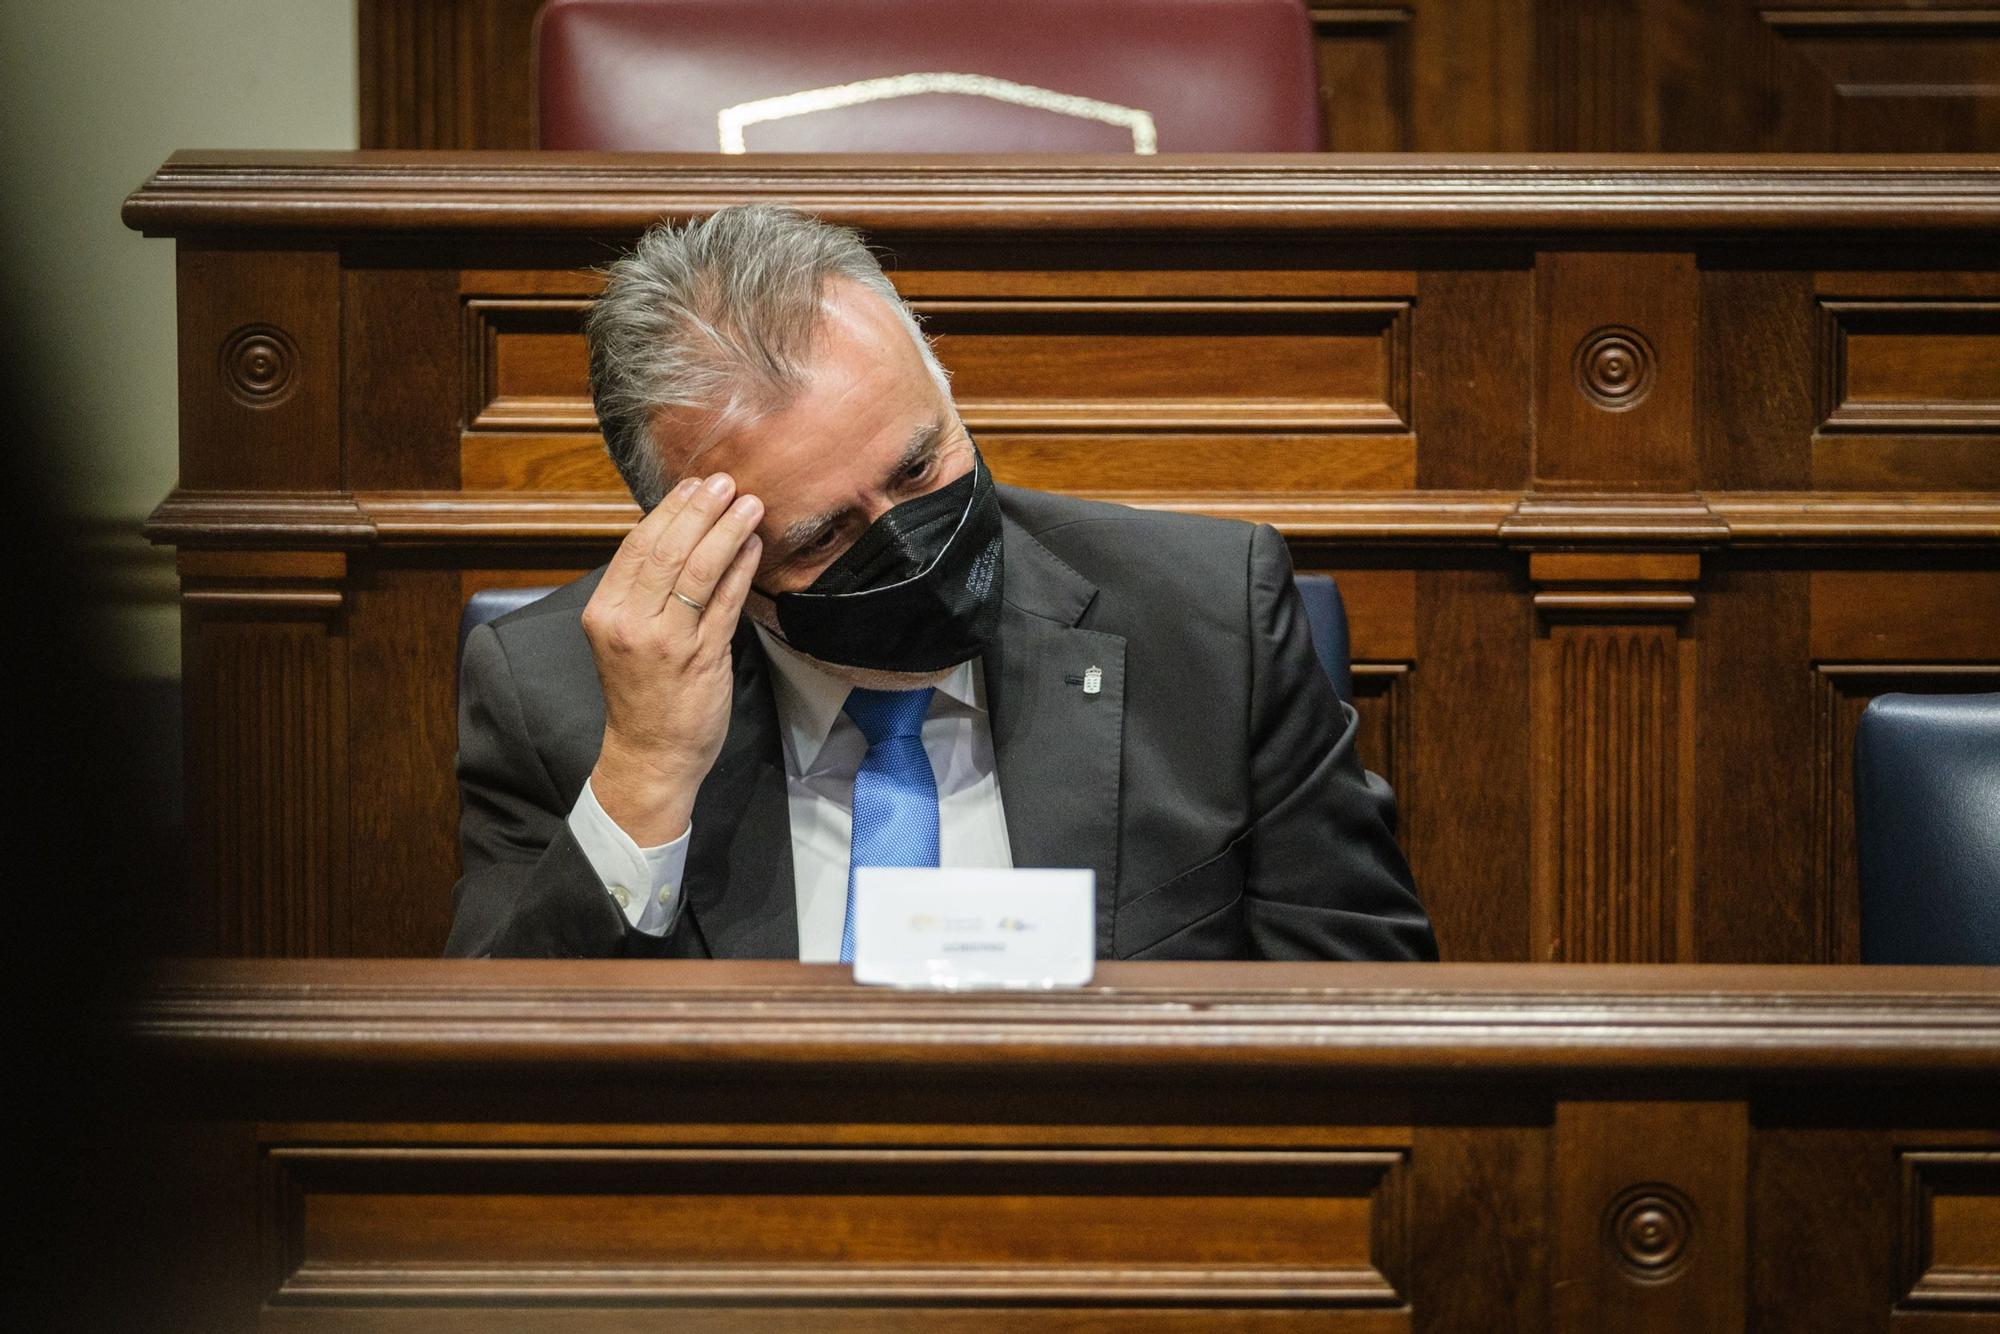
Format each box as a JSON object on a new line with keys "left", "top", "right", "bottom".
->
{"left": 1530, "top": 552, "right": 1699, "bottom": 962}
{"left": 177, "top": 553, "right": 350, "bottom": 955}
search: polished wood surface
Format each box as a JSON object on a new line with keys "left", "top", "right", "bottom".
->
{"left": 358, "top": 0, "right": 2000, "bottom": 155}
{"left": 126, "top": 153, "right": 2000, "bottom": 961}
{"left": 129, "top": 959, "right": 2000, "bottom": 1330}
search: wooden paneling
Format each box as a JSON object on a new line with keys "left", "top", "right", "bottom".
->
{"left": 128, "top": 156, "right": 2000, "bottom": 961}
{"left": 463, "top": 297, "right": 595, "bottom": 432}
{"left": 359, "top": 1, "right": 2000, "bottom": 154}
{"left": 344, "top": 563, "right": 464, "bottom": 958}
{"left": 272, "top": 1144, "right": 1407, "bottom": 1308}
{"left": 121, "top": 961, "right": 2000, "bottom": 1329}
{"left": 1553, "top": 1101, "right": 1747, "bottom": 1332}
{"left": 1408, "top": 1124, "right": 1549, "bottom": 1333}
{"left": 1532, "top": 251, "right": 1697, "bottom": 491}
{"left": 1813, "top": 294, "right": 2000, "bottom": 489}
{"left": 1825, "top": 303, "right": 2000, "bottom": 424}
{"left": 175, "top": 248, "right": 342, "bottom": 493}
{"left": 1308, "top": 6, "right": 1415, "bottom": 151}
{"left": 1411, "top": 262, "right": 1534, "bottom": 490}
{"left": 1699, "top": 263, "right": 1817, "bottom": 491}
{"left": 1752, "top": 1126, "right": 1897, "bottom": 1331}
{"left": 455, "top": 281, "right": 1423, "bottom": 495}
{"left": 1407, "top": 562, "right": 1533, "bottom": 964}
{"left": 931, "top": 297, "right": 1413, "bottom": 482}
{"left": 1899, "top": 1150, "right": 2000, "bottom": 1313}
{"left": 1691, "top": 561, "right": 1820, "bottom": 965}
{"left": 357, "top": 0, "right": 540, "bottom": 150}
{"left": 1536, "top": 0, "right": 1662, "bottom": 151}
{"left": 459, "top": 291, "right": 618, "bottom": 491}
{"left": 1811, "top": 568, "right": 2000, "bottom": 661}
{"left": 180, "top": 614, "right": 349, "bottom": 956}
{"left": 1767, "top": 6, "right": 2000, "bottom": 152}
{"left": 347, "top": 263, "right": 465, "bottom": 491}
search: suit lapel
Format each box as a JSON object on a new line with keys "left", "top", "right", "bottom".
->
{"left": 679, "top": 627, "right": 800, "bottom": 958}
{"left": 985, "top": 506, "right": 1127, "bottom": 956}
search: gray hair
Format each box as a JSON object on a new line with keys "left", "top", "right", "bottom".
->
{"left": 586, "top": 204, "right": 951, "bottom": 509}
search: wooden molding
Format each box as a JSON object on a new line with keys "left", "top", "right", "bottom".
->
{"left": 147, "top": 490, "right": 375, "bottom": 547}
{"left": 1530, "top": 550, "right": 1702, "bottom": 618}
{"left": 1501, "top": 493, "right": 1730, "bottom": 545}
{"left": 122, "top": 153, "right": 2000, "bottom": 237}
{"left": 176, "top": 549, "right": 351, "bottom": 615}
{"left": 130, "top": 960, "right": 2000, "bottom": 1078}
{"left": 1898, "top": 1150, "right": 2000, "bottom": 1312}
{"left": 1706, "top": 492, "right": 2000, "bottom": 542}
{"left": 141, "top": 488, "right": 2000, "bottom": 550}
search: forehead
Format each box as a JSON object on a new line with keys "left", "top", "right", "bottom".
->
{"left": 687, "top": 280, "right": 946, "bottom": 491}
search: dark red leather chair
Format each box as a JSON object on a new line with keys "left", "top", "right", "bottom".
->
{"left": 535, "top": 0, "right": 1323, "bottom": 153}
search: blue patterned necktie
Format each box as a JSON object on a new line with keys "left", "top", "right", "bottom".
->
{"left": 840, "top": 686, "right": 940, "bottom": 963}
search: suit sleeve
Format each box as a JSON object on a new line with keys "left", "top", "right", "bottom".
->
{"left": 444, "top": 622, "right": 683, "bottom": 958}
{"left": 1240, "top": 524, "right": 1439, "bottom": 961}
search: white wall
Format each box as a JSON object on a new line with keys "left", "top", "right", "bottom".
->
{"left": 0, "top": 0, "right": 359, "bottom": 677}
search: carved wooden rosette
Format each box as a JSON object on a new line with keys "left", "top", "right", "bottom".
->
{"left": 1555, "top": 1099, "right": 1746, "bottom": 1330}
{"left": 1530, "top": 550, "right": 1700, "bottom": 963}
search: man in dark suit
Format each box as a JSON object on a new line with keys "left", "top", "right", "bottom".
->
{"left": 445, "top": 205, "right": 1435, "bottom": 962}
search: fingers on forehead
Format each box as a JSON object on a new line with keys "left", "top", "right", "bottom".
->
{"left": 642, "top": 476, "right": 702, "bottom": 530}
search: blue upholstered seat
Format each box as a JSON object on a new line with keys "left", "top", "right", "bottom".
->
{"left": 1855, "top": 692, "right": 2000, "bottom": 964}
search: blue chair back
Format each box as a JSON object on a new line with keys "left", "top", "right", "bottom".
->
{"left": 460, "top": 574, "right": 1355, "bottom": 703}
{"left": 460, "top": 586, "right": 557, "bottom": 664}
{"left": 1855, "top": 692, "right": 2000, "bottom": 964}
{"left": 1292, "top": 573, "right": 1354, "bottom": 704}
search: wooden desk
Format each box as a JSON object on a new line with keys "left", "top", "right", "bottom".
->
{"left": 129, "top": 959, "right": 1999, "bottom": 1331}
{"left": 124, "top": 154, "right": 2000, "bottom": 962}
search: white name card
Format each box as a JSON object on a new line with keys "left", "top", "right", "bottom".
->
{"left": 850, "top": 867, "right": 1096, "bottom": 990}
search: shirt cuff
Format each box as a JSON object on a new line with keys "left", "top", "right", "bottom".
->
{"left": 567, "top": 778, "right": 691, "bottom": 936}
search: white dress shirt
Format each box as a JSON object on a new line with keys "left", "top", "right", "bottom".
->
{"left": 567, "top": 627, "right": 1013, "bottom": 959}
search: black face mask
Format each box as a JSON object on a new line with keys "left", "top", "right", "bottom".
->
{"left": 767, "top": 449, "right": 1004, "bottom": 673}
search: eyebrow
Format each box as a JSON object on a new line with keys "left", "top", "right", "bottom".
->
{"left": 777, "top": 418, "right": 948, "bottom": 557}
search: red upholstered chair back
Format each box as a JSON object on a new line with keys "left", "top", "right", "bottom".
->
{"left": 534, "top": 0, "right": 1323, "bottom": 153}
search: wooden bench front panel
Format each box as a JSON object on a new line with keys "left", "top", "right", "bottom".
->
{"left": 131, "top": 156, "right": 2000, "bottom": 960}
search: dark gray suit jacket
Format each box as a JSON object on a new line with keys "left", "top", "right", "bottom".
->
{"left": 445, "top": 486, "right": 1437, "bottom": 961}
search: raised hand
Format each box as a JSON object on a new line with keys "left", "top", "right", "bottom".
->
{"left": 581, "top": 472, "right": 763, "bottom": 846}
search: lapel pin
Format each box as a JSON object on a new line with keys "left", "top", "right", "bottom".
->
{"left": 1083, "top": 665, "right": 1103, "bottom": 695}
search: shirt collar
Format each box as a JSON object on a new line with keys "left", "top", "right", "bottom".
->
{"left": 753, "top": 624, "right": 983, "bottom": 774}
